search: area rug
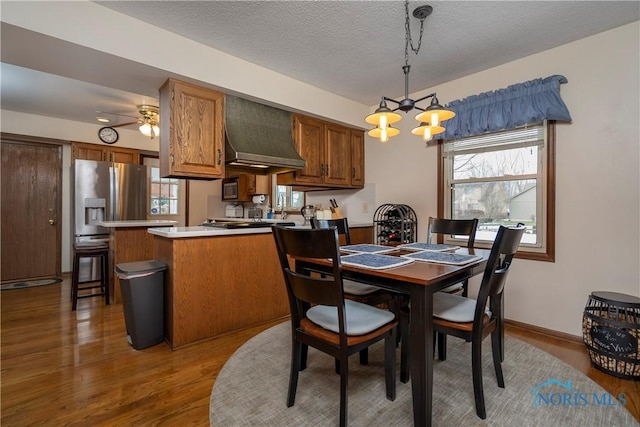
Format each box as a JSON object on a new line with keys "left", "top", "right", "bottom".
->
{"left": 210, "top": 321, "right": 637, "bottom": 426}
{"left": 0, "top": 277, "right": 63, "bottom": 290}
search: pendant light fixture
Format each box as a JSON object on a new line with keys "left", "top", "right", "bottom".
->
{"left": 365, "top": 1, "right": 455, "bottom": 143}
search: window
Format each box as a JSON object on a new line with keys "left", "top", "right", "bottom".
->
{"left": 275, "top": 185, "right": 305, "bottom": 212}
{"left": 439, "top": 122, "right": 555, "bottom": 261}
{"left": 150, "top": 166, "right": 180, "bottom": 215}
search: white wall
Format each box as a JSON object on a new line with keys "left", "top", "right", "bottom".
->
{"left": 367, "top": 22, "right": 640, "bottom": 337}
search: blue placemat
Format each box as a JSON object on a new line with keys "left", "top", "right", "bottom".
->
{"left": 398, "top": 242, "right": 460, "bottom": 252}
{"left": 341, "top": 253, "right": 414, "bottom": 270}
{"left": 340, "top": 244, "right": 396, "bottom": 254}
{"left": 401, "top": 251, "right": 482, "bottom": 265}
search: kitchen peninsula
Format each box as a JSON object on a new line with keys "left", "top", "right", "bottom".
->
{"left": 98, "top": 220, "right": 177, "bottom": 303}
{"left": 148, "top": 225, "right": 290, "bottom": 349}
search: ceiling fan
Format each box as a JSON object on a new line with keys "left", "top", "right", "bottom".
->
{"left": 96, "top": 104, "right": 160, "bottom": 144}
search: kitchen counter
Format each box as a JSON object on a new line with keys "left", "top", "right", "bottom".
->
{"left": 152, "top": 228, "right": 289, "bottom": 349}
{"left": 149, "top": 225, "right": 287, "bottom": 238}
{"left": 97, "top": 220, "right": 177, "bottom": 227}
{"left": 100, "top": 220, "right": 176, "bottom": 304}
{"left": 148, "top": 221, "right": 374, "bottom": 239}
{"left": 149, "top": 219, "right": 375, "bottom": 349}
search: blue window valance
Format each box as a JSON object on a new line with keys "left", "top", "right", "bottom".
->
{"left": 442, "top": 75, "right": 571, "bottom": 141}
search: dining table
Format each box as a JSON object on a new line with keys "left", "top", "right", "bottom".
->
{"left": 293, "top": 245, "right": 490, "bottom": 427}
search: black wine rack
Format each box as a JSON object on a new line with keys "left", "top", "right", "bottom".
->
{"left": 373, "top": 204, "right": 417, "bottom": 246}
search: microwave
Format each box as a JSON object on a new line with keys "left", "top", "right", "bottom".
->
{"left": 222, "top": 178, "right": 239, "bottom": 201}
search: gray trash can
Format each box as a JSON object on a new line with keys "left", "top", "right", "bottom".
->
{"left": 115, "top": 260, "right": 167, "bottom": 350}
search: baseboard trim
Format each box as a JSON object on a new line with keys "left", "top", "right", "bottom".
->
{"left": 505, "top": 319, "right": 583, "bottom": 343}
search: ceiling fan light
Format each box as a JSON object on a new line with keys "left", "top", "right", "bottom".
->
{"left": 139, "top": 122, "right": 152, "bottom": 137}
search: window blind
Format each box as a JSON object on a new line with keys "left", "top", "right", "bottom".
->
{"left": 443, "top": 123, "right": 544, "bottom": 156}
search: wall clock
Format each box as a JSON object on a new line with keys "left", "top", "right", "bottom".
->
{"left": 98, "top": 127, "right": 119, "bottom": 144}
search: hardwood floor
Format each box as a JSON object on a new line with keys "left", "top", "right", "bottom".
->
{"left": 2, "top": 278, "right": 638, "bottom": 425}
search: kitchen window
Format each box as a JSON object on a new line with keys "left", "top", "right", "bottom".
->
{"left": 150, "top": 167, "right": 179, "bottom": 215}
{"left": 275, "top": 185, "right": 305, "bottom": 212}
{"left": 439, "top": 121, "right": 555, "bottom": 261}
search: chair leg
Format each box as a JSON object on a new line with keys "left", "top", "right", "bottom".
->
{"left": 287, "top": 340, "right": 302, "bottom": 407}
{"left": 437, "top": 332, "right": 447, "bottom": 361}
{"left": 359, "top": 348, "right": 368, "bottom": 365}
{"left": 71, "top": 254, "right": 80, "bottom": 311}
{"left": 339, "top": 354, "right": 348, "bottom": 427}
{"left": 102, "top": 253, "right": 110, "bottom": 305}
{"left": 385, "top": 328, "right": 397, "bottom": 401}
{"left": 400, "top": 309, "right": 410, "bottom": 383}
{"left": 491, "top": 328, "right": 505, "bottom": 388}
{"left": 300, "top": 344, "right": 308, "bottom": 371}
{"left": 471, "top": 338, "right": 487, "bottom": 419}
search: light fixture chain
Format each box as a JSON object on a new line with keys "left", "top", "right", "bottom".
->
{"left": 404, "top": 0, "right": 426, "bottom": 65}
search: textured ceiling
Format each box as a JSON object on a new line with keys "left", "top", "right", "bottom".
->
{"left": 96, "top": 1, "right": 640, "bottom": 104}
{"left": 1, "top": 1, "right": 638, "bottom": 126}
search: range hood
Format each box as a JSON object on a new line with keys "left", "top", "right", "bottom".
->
{"left": 225, "top": 95, "right": 305, "bottom": 175}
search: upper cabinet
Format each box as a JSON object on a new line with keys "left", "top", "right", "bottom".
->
{"left": 277, "top": 114, "right": 365, "bottom": 190}
{"left": 159, "top": 78, "right": 225, "bottom": 179}
{"left": 350, "top": 130, "right": 365, "bottom": 188}
{"left": 72, "top": 142, "right": 140, "bottom": 164}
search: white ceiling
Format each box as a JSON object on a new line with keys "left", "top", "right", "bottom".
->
{"left": 1, "top": 1, "right": 639, "bottom": 127}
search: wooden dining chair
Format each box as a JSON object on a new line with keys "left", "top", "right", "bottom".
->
{"left": 427, "top": 217, "right": 478, "bottom": 296}
{"left": 400, "top": 224, "right": 525, "bottom": 419}
{"left": 396, "top": 217, "right": 479, "bottom": 361}
{"left": 311, "top": 218, "right": 398, "bottom": 360}
{"left": 272, "top": 225, "right": 397, "bottom": 427}
{"left": 311, "top": 218, "right": 394, "bottom": 307}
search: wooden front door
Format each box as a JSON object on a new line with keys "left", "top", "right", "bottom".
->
{"left": 1, "top": 136, "right": 62, "bottom": 282}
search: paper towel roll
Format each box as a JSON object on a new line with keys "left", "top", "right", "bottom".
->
{"left": 252, "top": 195, "right": 266, "bottom": 204}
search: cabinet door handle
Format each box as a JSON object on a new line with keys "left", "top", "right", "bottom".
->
{"left": 352, "top": 167, "right": 355, "bottom": 179}
{"left": 217, "top": 149, "right": 222, "bottom": 165}
{"left": 325, "top": 164, "right": 329, "bottom": 176}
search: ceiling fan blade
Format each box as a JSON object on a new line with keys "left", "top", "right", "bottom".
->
{"left": 96, "top": 110, "right": 139, "bottom": 120}
{"left": 109, "top": 120, "right": 140, "bottom": 129}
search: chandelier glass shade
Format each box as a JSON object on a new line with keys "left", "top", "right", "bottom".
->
{"left": 366, "top": 1, "right": 455, "bottom": 143}
{"left": 139, "top": 121, "right": 160, "bottom": 138}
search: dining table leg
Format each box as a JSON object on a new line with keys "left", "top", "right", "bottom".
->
{"left": 410, "top": 286, "right": 433, "bottom": 427}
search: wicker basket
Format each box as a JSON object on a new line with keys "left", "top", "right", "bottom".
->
{"left": 582, "top": 291, "right": 640, "bottom": 380}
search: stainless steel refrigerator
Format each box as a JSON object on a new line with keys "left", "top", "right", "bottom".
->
{"left": 73, "top": 159, "right": 149, "bottom": 279}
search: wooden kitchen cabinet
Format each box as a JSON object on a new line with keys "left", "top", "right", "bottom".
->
{"left": 72, "top": 142, "right": 140, "bottom": 164}
{"left": 350, "top": 130, "right": 365, "bottom": 188}
{"left": 277, "top": 114, "right": 365, "bottom": 189}
{"left": 350, "top": 226, "right": 374, "bottom": 244}
{"left": 159, "top": 78, "right": 225, "bottom": 179}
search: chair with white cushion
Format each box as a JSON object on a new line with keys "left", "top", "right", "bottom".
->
{"left": 311, "top": 217, "right": 396, "bottom": 363}
{"left": 272, "top": 225, "right": 397, "bottom": 427}
{"left": 400, "top": 224, "right": 525, "bottom": 419}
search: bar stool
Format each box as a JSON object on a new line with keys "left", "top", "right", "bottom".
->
{"left": 71, "top": 241, "right": 109, "bottom": 311}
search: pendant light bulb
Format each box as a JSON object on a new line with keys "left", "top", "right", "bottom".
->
{"left": 379, "top": 115, "right": 388, "bottom": 130}
{"left": 430, "top": 113, "right": 439, "bottom": 127}
{"left": 380, "top": 128, "right": 388, "bottom": 143}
